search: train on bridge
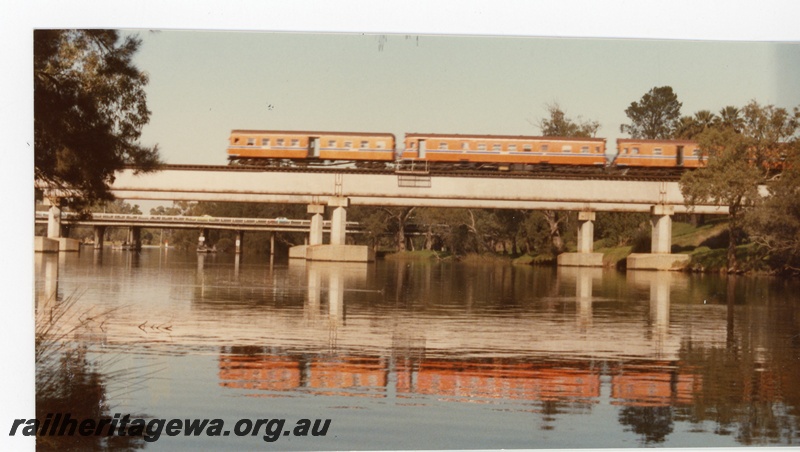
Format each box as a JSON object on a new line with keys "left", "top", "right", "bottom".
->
{"left": 227, "top": 129, "right": 705, "bottom": 172}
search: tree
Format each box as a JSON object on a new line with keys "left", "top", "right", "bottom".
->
{"left": 680, "top": 128, "right": 766, "bottom": 271}
{"left": 539, "top": 103, "right": 600, "bottom": 137}
{"left": 620, "top": 86, "right": 682, "bottom": 139}
{"left": 745, "top": 140, "right": 800, "bottom": 273}
{"left": 34, "top": 30, "right": 161, "bottom": 207}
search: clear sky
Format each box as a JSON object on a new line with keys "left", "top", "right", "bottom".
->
{"left": 131, "top": 31, "right": 800, "bottom": 164}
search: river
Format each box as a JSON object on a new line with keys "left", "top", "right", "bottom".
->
{"left": 33, "top": 248, "right": 800, "bottom": 450}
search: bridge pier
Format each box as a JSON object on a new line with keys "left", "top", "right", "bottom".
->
{"left": 235, "top": 230, "right": 243, "bottom": 254}
{"left": 557, "top": 211, "right": 604, "bottom": 267}
{"left": 127, "top": 227, "right": 142, "bottom": 251}
{"left": 35, "top": 201, "right": 79, "bottom": 252}
{"left": 93, "top": 226, "right": 106, "bottom": 250}
{"left": 308, "top": 204, "right": 325, "bottom": 246}
{"left": 627, "top": 205, "right": 690, "bottom": 270}
{"left": 290, "top": 197, "right": 374, "bottom": 262}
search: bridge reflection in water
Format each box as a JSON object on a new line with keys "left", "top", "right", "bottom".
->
{"left": 214, "top": 261, "right": 700, "bottom": 409}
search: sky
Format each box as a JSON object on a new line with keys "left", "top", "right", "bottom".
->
{"left": 3, "top": 1, "right": 800, "bottom": 450}
{"left": 131, "top": 32, "right": 800, "bottom": 165}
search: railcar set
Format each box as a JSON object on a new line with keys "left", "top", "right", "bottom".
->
{"left": 227, "top": 129, "right": 705, "bottom": 172}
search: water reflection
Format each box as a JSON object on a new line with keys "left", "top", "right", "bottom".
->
{"left": 35, "top": 249, "right": 800, "bottom": 448}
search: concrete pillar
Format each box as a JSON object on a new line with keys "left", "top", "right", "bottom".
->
{"left": 650, "top": 205, "right": 673, "bottom": 254}
{"left": 626, "top": 205, "right": 690, "bottom": 270}
{"left": 93, "top": 226, "right": 106, "bottom": 250}
{"left": 308, "top": 204, "right": 325, "bottom": 246}
{"left": 129, "top": 227, "right": 142, "bottom": 251}
{"left": 47, "top": 203, "right": 62, "bottom": 239}
{"left": 557, "top": 211, "right": 603, "bottom": 267}
{"left": 198, "top": 229, "right": 209, "bottom": 248}
{"left": 235, "top": 230, "right": 243, "bottom": 254}
{"left": 576, "top": 211, "right": 596, "bottom": 254}
{"left": 328, "top": 197, "right": 349, "bottom": 246}
{"left": 270, "top": 232, "right": 275, "bottom": 255}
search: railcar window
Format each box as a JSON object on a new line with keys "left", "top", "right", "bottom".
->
{"left": 277, "top": 139, "right": 285, "bottom": 146}
{"left": 247, "top": 138, "right": 255, "bottom": 146}
{"left": 377, "top": 141, "right": 385, "bottom": 149}
{"left": 461, "top": 142, "right": 470, "bottom": 150}
{"left": 653, "top": 147, "right": 663, "bottom": 155}
{"left": 508, "top": 144, "right": 517, "bottom": 152}
{"left": 492, "top": 144, "right": 502, "bottom": 151}
{"left": 524, "top": 144, "right": 532, "bottom": 152}
{"left": 291, "top": 139, "right": 300, "bottom": 147}
{"left": 439, "top": 142, "right": 448, "bottom": 150}
{"left": 360, "top": 141, "right": 369, "bottom": 149}
{"left": 693, "top": 149, "right": 701, "bottom": 156}
{"left": 595, "top": 146, "right": 601, "bottom": 153}
{"left": 344, "top": 141, "right": 353, "bottom": 148}
{"left": 478, "top": 143, "right": 487, "bottom": 151}
{"left": 562, "top": 145, "right": 573, "bottom": 153}
{"left": 541, "top": 144, "right": 549, "bottom": 152}
{"left": 261, "top": 138, "right": 270, "bottom": 146}
{"left": 234, "top": 138, "right": 240, "bottom": 144}
{"left": 623, "top": 148, "right": 629, "bottom": 154}
{"left": 327, "top": 140, "right": 336, "bottom": 147}
{"left": 581, "top": 146, "right": 589, "bottom": 154}
{"left": 633, "top": 147, "right": 640, "bottom": 154}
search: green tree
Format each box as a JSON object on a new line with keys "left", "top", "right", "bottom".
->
{"left": 34, "top": 30, "right": 161, "bottom": 207}
{"left": 680, "top": 127, "right": 765, "bottom": 271}
{"left": 620, "top": 86, "right": 682, "bottom": 139}
{"left": 539, "top": 103, "right": 600, "bottom": 137}
{"left": 745, "top": 141, "right": 800, "bottom": 273}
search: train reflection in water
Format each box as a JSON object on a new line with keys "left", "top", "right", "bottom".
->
{"left": 218, "top": 349, "right": 709, "bottom": 409}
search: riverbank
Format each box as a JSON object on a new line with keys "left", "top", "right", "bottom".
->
{"left": 383, "top": 220, "right": 783, "bottom": 275}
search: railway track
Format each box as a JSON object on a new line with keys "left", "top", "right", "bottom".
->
{"left": 129, "top": 163, "right": 687, "bottom": 182}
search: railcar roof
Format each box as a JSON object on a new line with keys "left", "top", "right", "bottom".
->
{"left": 616, "top": 138, "right": 699, "bottom": 144}
{"left": 230, "top": 130, "right": 396, "bottom": 138}
{"left": 405, "top": 133, "right": 605, "bottom": 142}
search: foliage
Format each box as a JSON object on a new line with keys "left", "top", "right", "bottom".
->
{"left": 745, "top": 142, "right": 800, "bottom": 273}
{"left": 539, "top": 103, "right": 600, "bottom": 137}
{"left": 680, "top": 101, "right": 799, "bottom": 271}
{"left": 34, "top": 30, "right": 161, "bottom": 207}
{"left": 620, "top": 86, "right": 682, "bottom": 139}
{"left": 594, "top": 212, "right": 649, "bottom": 248}
{"left": 680, "top": 127, "right": 763, "bottom": 270}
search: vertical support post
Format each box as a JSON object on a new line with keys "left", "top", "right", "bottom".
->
{"left": 307, "top": 204, "right": 325, "bottom": 246}
{"left": 93, "top": 226, "right": 106, "bottom": 250}
{"left": 651, "top": 205, "right": 674, "bottom": 254}
{"left": 235, "top": 230, "right": 243, "bottom": 254}
{"left": 47, "top": 202, "right": 62, "bottom": 239}
{"left": 331, "top": 207, "right": 347, "bottom": 245}
{"left": 576, "top": 211, "right": 596, "bottom": 254}
{"left": 270, "top": 232, "right": 275, "bottom": 255}
{"left": 328, "top": 197, "right": 349, "bottom": 246}
{"left": 130, "top": 227, "right": 142, "bottom": 251}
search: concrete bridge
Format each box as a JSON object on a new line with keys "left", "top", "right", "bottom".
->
{"left": 38, "top": 165, "right": 739, "bottom": 268}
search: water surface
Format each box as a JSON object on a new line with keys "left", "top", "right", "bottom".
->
{"left": 34, "top": 249, "right": 800, "bottom": 449}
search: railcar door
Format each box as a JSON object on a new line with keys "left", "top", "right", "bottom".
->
{"left": 308, "top": 137, "right": 320, "bottom": 158}
{"left": 418, "top": 139, "right": 427, "bottom": 159}
{"left": 676, "top": 145, "right": 684, "bottom": 166}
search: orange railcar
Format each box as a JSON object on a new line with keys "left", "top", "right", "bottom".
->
{"left": 228, "top": 130, "right": 396, "bottom": 165}
{"left": 614, "top": 139, "right": 705, "bottom": 168}
{"left": 402, "top": 133, "right": 607, "bottom": 169}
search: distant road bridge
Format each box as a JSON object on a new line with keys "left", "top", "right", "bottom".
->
{"left": 34, "top": 211, "right": 365, "bottom": 233}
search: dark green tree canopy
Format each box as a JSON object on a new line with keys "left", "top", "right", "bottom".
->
{"left": 34, "top": 29, "right": 161, "bottom": 205}
{"left": 539, "top": 103, "right": 600, "bottom": 137}
{"left": 620, "top": 86, "right": 682, "bottom": 139}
